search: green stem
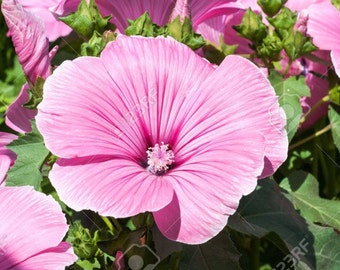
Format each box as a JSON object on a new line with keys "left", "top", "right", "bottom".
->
{"left": 101, "top": 216, "right": 114, "bottom": 231}
{"left": 299, "top": 95, "right": 330, "bottom": 125}
{"left": 289, "top": 124, "right": 332, "bottom": 151}
{"left": 249, "top": 237, "right": 260, "bottom": 270}
{"left": 282, "top": 59, "right": 292, "bottom": 78}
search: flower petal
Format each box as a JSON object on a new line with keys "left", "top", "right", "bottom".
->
{"left": 1, "top": 0, "right": 51, "bottom": 84}
{"left": 307, "top": 2, "right": 340, "bottom": 50}
{"left": 10, "top": 242, "right": 75, "bottom": 270}
{"left": 96, "top": 0, "right": 174, "bottom": 32}
{"left": 154, "top": 131, "right": 266, "bottom": 244}
{"left": 17, "top": 0, "right": 73, "bottom": 42}
{"left": 0, "top": 132, "right": 17, "bottom": 185}
{"left": 6, "top": 83, "right": 37, "bottom": 133}
{"left": 172, "top": 55, "right": 287, "bottom": 178}
{"left": 0, "top": 186, "right": 76, "bottom": 269}
{"left": 37, "top": 35, "right": 214, "bottom": 160}
{"left": 50, "top": 157, "right": 174, "bottom": 217}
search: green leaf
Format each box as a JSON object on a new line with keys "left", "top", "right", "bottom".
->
{"left": 74, "top": 258, "right": 101, "bottom": 269}
{"left": 228, "top": 178, "right": 315, "bottom": 269}
{"left": 280, "top": 171, "right": 340, "bottom": 230}
{"left": 180, "top": 231, "right": 241, "bottom": 270}
{"left": 5, "top": 122, "right": 49, "bottom": 189}
{"left": 268, "top": 70, "right": 311, "bottom": 141}
{"left": 329, "top": 105, "right": 340, "bottom": 151}
{"left": 308, "top": 222, "right": 340, "bottom": 269}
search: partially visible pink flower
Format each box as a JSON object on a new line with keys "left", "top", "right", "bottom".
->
{"left": 5, "top": 83, "right": 38, "bottom": 134}
{"left": 16, "top": 0, "right": 73, "bottom": 41}
{"left": 307, "top": 2, "right": 340, "bottom": 78}
{"left": 2, "top": 0, "right": 58, "bottom": 133}
{"left": 2, "top": 0, "right": 51, "bottom": 84}
{"left": 0, "top": 133, "right": 17, "bottom": 186}
{"left": 0, "top": 186, "right": 77, "bottom": 269}
{"left": 36, "top": 35, "right": 287, "bottom": 244}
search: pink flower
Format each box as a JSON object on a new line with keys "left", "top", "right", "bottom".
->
{"left": 307, "top": 2, "right": 340, "bottom": 78}
{"left": 0, "top": 186, "right": 77, "bottom": 269}
{"left": 36, "top": 35, "right": 287, "bottom": 244}
{"left": 2, "top": 0, "right": 58, "bottom": 133}
{"left": 0, "top": 133, "right": 17, "bottom": 185}
{"left": 16, "top": 0, "right": 73, "bottom": 41}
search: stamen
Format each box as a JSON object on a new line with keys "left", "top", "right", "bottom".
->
{"left": 146, "top": 142, "right": 175, "bottom": 175}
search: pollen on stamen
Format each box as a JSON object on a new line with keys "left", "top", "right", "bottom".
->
{"left": 146, "top": 142, "right": 175, "bottom": 175}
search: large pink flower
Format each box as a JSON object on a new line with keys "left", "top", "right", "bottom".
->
{"left": 0, "top": 132, "right": 17, "bottom": 185}
{"left": 36, "top": 35, "right": 287, "bottom": 244}
{"left": 0, "top": 186, "right": 77, "bottom": 269}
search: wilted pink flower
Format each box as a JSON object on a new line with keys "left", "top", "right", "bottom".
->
{"left": 2, "top": 0, "right": 57, "bottom": 133}
{"left": 0, "top": 186, "right": 77, "bottom": 269}
{"left": 307, "top": 2, "right": 340, "bottom": 78}
{"left": 36, "top": 35, "right": 287, "bottom": 244}
{"left": 0, "top": 133, "right": 17, "bottom": 185}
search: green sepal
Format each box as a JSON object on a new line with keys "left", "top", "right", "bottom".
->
{"left": 81, "top": 30, "right": 116, "bottom": 56}
{"left": 125, "top": 12, "right": 163, "bottom": 37}
{"left": 166, "top": 16, "right": 206, "bottom": 50}
{"left": 233, "top": 8, "right": 267, "bottom": 45}
{"left": 67, "top": 221, "right": 99, "bottom": 259}
{"left": 257, "top": 0, "right": 288, "bottom": 17}
{"left": 60, "top": 0, "right": 112, "bottom": 39}
{"left": 24, "top": 77, "right": 45, "bottom": 109}
{"left": 283, "top": 31, "right": 318, "bottom": 60}
{"left": 257, "top": 33, "right": 283, "bottom": 60}
{"left": 202, "top": 36, "right": 238, "bottom": 64}
{"left": 267, "top": 7, "right": 297, "bottom": 39}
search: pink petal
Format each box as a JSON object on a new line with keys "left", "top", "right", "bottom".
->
{"left": 5, "top": 83, "right": 37, "bottom": 133}
{"left": 0, "top": 132, "right": 17, "bottom": 185}
{"left": 307, "top": 2, "right": 340, "bottom": 51}
{"left": 96, "top": 0, "right": 175, "bottom": 32}
{"left": 154, "top": 131, "right": 266, "bottom": 244}
{"left": 285, "top": 0, "right": 329, "bottom": 12}
{"left": 0, "top": 186, "right": 76, "bottom": 269}
{"left": 1, "top": 0, "right": 51, "bottom": 84}
{"left": 172, "top": 55, "right": 287, "bottom": 178}
{"left": 37, "top": 35, "right": 213, "bottom": 159}
{"left": 331, "top": 49, "right": 340, "bottom": 78}
{"left": 50, "top": 158, "right": 174, "bottom": 217}
{"left": 10, "top": 242, "right": 76, "bottom": 270}
{"left": 17, "top": 0, "right": 73, "bottom": 41}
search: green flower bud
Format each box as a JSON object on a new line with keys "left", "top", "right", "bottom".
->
{"left": 257, "top": 0, "right": 288, "bottom": 17}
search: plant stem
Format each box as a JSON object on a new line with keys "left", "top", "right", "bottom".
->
{"left": 289, "top": 124, "right": 332, "bottom": 151}
{"left": 299, "top": 95, "right": 330, "bottom": 125}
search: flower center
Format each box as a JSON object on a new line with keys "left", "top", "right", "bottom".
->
{"left": 146, "top": 142, "right": 175, "bottom": 175}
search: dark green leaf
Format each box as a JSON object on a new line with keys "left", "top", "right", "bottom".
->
{"left": 180, "top": 231, "right": 241, "bottom": 270}
{"left": 228, "top": 178, "right": 315, "bottom": 269}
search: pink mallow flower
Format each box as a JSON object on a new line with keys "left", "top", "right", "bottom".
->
{"left": 0, "top": 186, "right": 77, "bottom": 269}
{"left": 0, "top": 132, "right": 17, "bottom": 185}
{"left": 36, "top": 35, "right": 287, "bottom": 244}
{"left": 307, "top": 1, "right": 340, "bottom": 78}
{"left": 2, "top": 0, "right": 58, "bottom": 133}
